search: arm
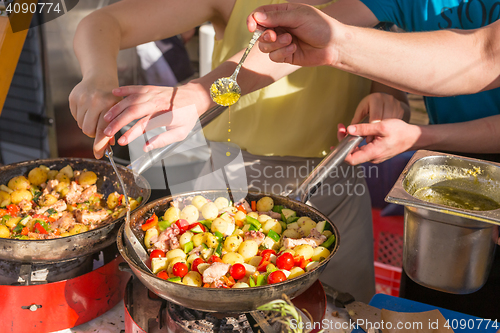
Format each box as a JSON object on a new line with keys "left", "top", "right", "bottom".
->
{"left": 342, "top": 115, "right": 500, "bottom": 164}
{"left": 249, "top": 3, "right": 500, "bottom": 96}
{"left": 70, "top": 0, "right": 231, "bottom": 158}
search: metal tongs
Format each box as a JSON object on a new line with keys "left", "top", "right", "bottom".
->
{"left": 105, "top": 146, "right": 151, "bottom": 273}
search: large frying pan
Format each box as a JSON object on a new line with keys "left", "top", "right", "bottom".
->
{"left": 117, "top": 133, "right": 364, "bottom": 313}
{"left": 0, "top": 158, "right": 151, "bottom": 263}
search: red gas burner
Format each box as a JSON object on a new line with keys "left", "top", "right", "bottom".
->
{"left": 0, "top": 244, "right": 131, "bottom": 332}
{"left": 124, "top": 277, "right": 327, "bottom": 333}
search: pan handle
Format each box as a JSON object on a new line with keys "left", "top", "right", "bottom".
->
{"left": 287, "top": 117, "right": 368, "bottom": 203}
{"left": 127, "top": 104, "right": 227, "bottom": 175}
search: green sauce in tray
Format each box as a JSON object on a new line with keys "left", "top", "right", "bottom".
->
{"left": 413, "top": 185, "right": 500, "bottom": 211}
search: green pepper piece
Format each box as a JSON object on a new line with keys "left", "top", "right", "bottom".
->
{"left": 184, "top": 241, "right": 194, "bottom": 254}
{"left": 248, "top": 276, "right": 256, "bottom": 287}
{"left": 245, "top": 216, "right": 261, "bottom": 230}
{"left": 13, "top": 223, "right": 23, "bottom": 233}
{"left": 215, "top": 242, "right": 223, "bottom": 257}
{"left": 256, "top": 274, "right": 266, "bottom": 286}
{"left": 46, "top": 208, "right": 57, "bottom": 216}
{"left": 321, "top": 235, "right": 336, "bottom": 249}
{"left": 248, "top": 224, "right": 258, "bottom": 232}
{"left": 267, "top": 230, "right": 280, "bottom": 242}
{"left": 214, "top": 231, "right": 224, "bottom": 242}
{"left": 136, "top": 196, "right": 143, "bottom": 203}
{"left": 2, "top": 215, "right": 11, "bottom": 224}
{"left": 158, "top": 220, "right": 173, "bottom": 231}
{"left": 272, "top": 205, "right": 284, "bottom": 214}
{"left": 199, "top": 219, "right": 212, "bottom": 230}
{"left": 167, "top": 277, "right": 182, "bottom": 282}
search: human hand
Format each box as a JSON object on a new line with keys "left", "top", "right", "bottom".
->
{"left": 102, "top": 83, "right": 210, "bottom": 152}
{"left": 247, "top": 3, "right": 343, "bottom": 66}
{"left": 351, "top": 92, "right": 411, "bottom": 125}
{"left": 69, "top": 75, "right": 120, "bottom": 159}
{"left": 337, "top": 119, "right": 421, "bottom": 165}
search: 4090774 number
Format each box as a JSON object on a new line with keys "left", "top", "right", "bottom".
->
{"left": 5, "top": 2, "right": 61, "bottom": 14}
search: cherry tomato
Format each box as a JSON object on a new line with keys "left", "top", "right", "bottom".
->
{"left": 172, "top": 262, "right": 188, "bottom": 278}
{"left": 150, "top": 249, "right": 166, "bottom": 260}
{"left": 208, "top": 255, "right": 223, "bottom": 264}
{"left": 276, "top": 252, "right": 294, "bottom": 271}
{"left": 229, "top": 263, "right": 246, "bottom": 280}
{"left": 156, "top": 271, "right": 169, "bottom": 280}
{"left": 267, "top": 270, "right": 286, "bottom": 284}
{"left": 191, "top": 258, "right": 205, "bottom": 273}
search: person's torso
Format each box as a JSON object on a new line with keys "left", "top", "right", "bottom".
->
{"left": 204, "top": 0, "right": 372, "bottom": 158}
{"left": 361, "top": 0, "right": 500, "bottom": 124}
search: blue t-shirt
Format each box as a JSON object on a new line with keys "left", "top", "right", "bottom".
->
{"left": 360, "top": 0, "right": 500, "bottom": 124}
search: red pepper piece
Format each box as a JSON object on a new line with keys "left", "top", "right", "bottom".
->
{"left": 0, "top": 209, "right": 7, "bottom": 217}
{"left": 141, "top": 213, "right": 158, "bottom": 231}
{"left": 34, "top": 222, "right": 48, "bottom": 234}
{"left": 118, "top": 194, "right": 124, "bottom": 206}
{"left": 21, "top": 227, "right": 29, "bottom": 236}
{"left": 208, "top": 255, "right": 223, "bottom": 264}
{"left": 174, "top": 219, "right": 190, "bottom": 233}
{"left": 236, "top": 205, "right": 247, "bottom": 214}
{"left": 257, "top": 260, "right": 270, "bottom": 272}
{"left": 251, "top": 201, "right": 256, "bottom": 211}
{"left": 187, "top": 222, "right": 206, "bottom": 232}
{"left": 6, "top": 204, "right": 20, "bottom": 217}
{"left": 259, "top": 249, "right": 276, "bottom": 266}
{"left": 33, "top": 214, "right": 49, "bottom": 222}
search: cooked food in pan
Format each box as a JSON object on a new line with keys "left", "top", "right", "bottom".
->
{"left": 140, "top": 195, "right": 336, "bottom": 288}
{"left": 0, "top": 165, "right": 142, "bottom": 239}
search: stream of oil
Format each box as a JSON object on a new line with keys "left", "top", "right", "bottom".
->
{"left": 226, "top": 106, "right": 231, "bottom": 156}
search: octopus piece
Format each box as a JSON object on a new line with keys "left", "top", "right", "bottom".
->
{"left": 202, "top": 262, "right": 230, "bottom": 284}
{"left": 259, "top": 211, "right": 281, "bottom": 220}
{"left": 36, "top": 200, "right": 67, "bottom": 215}
{"left": 74, "top": 209, "right": 109, "bottom": 225}
{"left": 238, "top": 199, "right": 252, "bottom": 212}
{"left": 151, "top": 224, "right": 180, "bottom": 252}
{"left": 188, "top": 245, "right": 203, "bottom": 256}
{"left": 243, "top": 231, "right": 265, "bottom": 246}
{"left": 283, "top": 229, "right": 327, "bottom": 249}
{"left": 169, "top": 237, "right": 180, "bottom": 250}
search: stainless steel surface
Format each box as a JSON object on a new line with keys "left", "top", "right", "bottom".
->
{"left": 287, "top": 133, "right": 364, "bottom": 203}
{"left": 106, "top": 147, "right": 152, "bottom": 273}
{"left": 129, "top": 104, "right": 227, "bottom": 175}
{"left": 210, "top": 29, "right": 263, "bottom": 106}
{"left": 117, "top": 189, "right": 340, "bottom": 313}
{"left": 386, "top": 150, "right": 500, "bottom": 294}
{"left": 0, "top": 158, "right": 150, "bottom": 263}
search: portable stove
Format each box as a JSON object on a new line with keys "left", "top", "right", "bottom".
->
{"left": 0, "top": 243, "right": 131, "bottom": 332}
{"left": 124, "top": 276, "right": 327, "bottom": 333}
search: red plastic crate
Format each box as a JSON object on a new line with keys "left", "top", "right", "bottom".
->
{"left": 375, "top": 261, "right": 402, "bottom": 296}
{"left": 372, "top": 209, "right": 404, "bottom": 296}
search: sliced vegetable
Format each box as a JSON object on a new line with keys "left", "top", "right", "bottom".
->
{"left": 167, "top": 277, "right": 182, "bottom": 283}
{"left": 245, "top": 216, "right": 261, "bottom": 230}
{"left": 215, "top": 242, "right": 223, "bottom": 257}
{"left": 272, "top": 205, "right": 284, "bottom": 214}
{"left": 213, "top": 231, "right": 224, "bottom": 242}
{"left": 256, "top": 274, "right": 266, "bottom": 286}
{"left": 315, "top": 220, "right": 327, "bottom": 233}
{"left": 45, "top": 208, "right": 57, "bottom": 216}
{"left": 281, "top": 208, "right": 296, "bottom": 222}
{"left": 251, "top": 201, "right": 256, "bottom": 211}
{"left": 175, "top": 219, "right": 190, "bottom": 233}
{"left": 158, "top": 219, "right": 173, "bottom": 231}
{"left": 183, "top": 241, "right": 194, "bottom": 254}
{"left": 248, "top": 275, "right": 256, "bottom": 287}
{"left": 321, "top": 234, "right": 336, "bottom": 248}
{"left": 267, "top": 229, "right": 280, "bottom": 242}
{"left": 35, "top": 222, "right": 48, "bottom": 234}
{"left": 157, "top": 271, "right": 169, "bottom": 280}
{"left": 141, "top": 213, "right": 159, "bottom": 231}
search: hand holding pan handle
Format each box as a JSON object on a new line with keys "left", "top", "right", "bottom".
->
{"left": 287, "top": 116, "right": 368, "bottom": 204}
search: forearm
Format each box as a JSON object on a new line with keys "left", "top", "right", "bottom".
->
{"left": 73, "top": 12, "right": 121, "bottom": 78}
{"left": 412, "top": 115, "right": 500, "bottom": 153}
{"left": 335, "top": 21, "right": 500, "bottom": 96}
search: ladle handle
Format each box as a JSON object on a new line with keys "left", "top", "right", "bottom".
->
{"left": 127, "top": 104, "right": 227, "bottom": 174}
{"left": 287, "top": 117, "right": 368, "bottom": 203}
{"left": 230, "top": 29, "right": 263, "bottom": 81}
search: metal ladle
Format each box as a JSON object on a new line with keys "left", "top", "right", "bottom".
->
{"left": 210, "top": 29, "right": 263, "bottom": 106}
